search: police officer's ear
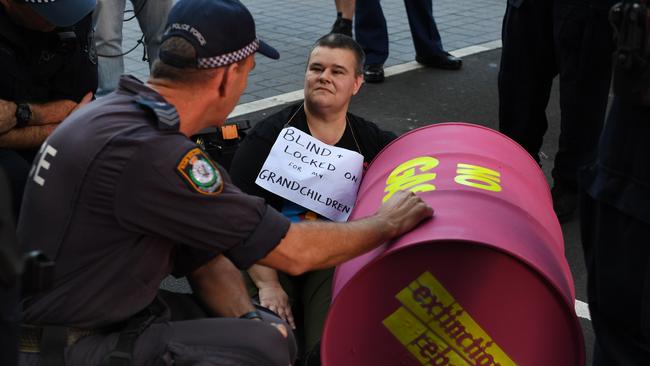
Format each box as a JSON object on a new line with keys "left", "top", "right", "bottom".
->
{"left": 216, "top": 58, "right": 250, "bottom": 98}
{"left": 214, "top": 65, "right": 234, "bottom": 99}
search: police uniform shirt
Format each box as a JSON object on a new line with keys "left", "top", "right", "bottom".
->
{"left": 17, "top": 75, "right": 290, "bottom": 328}
{"left": 0, "top": 8, "right": 97, "bottom": 103}
{"left": 229, "top": 102, "right": 396, "bottom": 213}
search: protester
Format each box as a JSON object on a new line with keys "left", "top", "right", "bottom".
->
{"left": 230, "top": 33, "right": 396, "bottom": 365}
{"left": 16, "top": 0, "right": 433, "bottom": 364}
{"left": 0, "top": 0, "right": 96, "bottom": 218}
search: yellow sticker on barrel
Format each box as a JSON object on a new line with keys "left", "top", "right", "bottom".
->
{"left": 382, "top": 157, "right": 503, "bottom": 202}
{"left": 383, "top": 271, "right": 516, "bottom": 366}
{"left": 383, "top": 156, "right": 439, "bottom": 202}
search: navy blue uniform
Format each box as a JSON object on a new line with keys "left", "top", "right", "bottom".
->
{"left": 355, "top": 0, "right": 445, "bottom": 66}
{"left": 17, "top": 75, "right": 295, "bottom": 365}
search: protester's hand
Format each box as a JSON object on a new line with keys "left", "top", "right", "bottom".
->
{"left": 258, "top": 285, "right": 295, "bottom": 329}
{"left": 377, "top": 190, "right": 433, "bottom": 238}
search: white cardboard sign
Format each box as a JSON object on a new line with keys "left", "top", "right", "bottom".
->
{"left": 255, "top": 127, "right": 364, "bottom": 222}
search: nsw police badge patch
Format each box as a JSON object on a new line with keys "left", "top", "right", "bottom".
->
{"left": 177, "top": 148, "right": 223, "bottom": 195}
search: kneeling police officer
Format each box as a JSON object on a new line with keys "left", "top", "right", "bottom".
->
{"left": 16, "top": 0, "right": 433, "bottom": 365}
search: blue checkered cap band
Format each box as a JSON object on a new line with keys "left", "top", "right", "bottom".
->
{"left": 197, "top": 39, "right": 260, "bottom": 69}
{"left": 24, "top": 0, "right": 58, "bottom": 2}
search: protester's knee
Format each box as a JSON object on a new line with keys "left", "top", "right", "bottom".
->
{"left": 258, "top": 309, "right": 298, "bottom": 365}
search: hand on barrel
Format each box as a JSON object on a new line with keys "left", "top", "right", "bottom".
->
{"left": 377, "top": 190, "right": 433, "bottom": 238}
{"left": 259, "top": 284, "right": 296, "bottom": 329}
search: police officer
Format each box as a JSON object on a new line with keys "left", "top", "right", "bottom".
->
{"left": 498, "top": 0, "right": 617, "bottom": 221}
{"left": 17, "top": 0, "right": 433, "bottom": 365}
{"left": 580, "top": 1, "right": 650, "bottom": 364}
{"left": 0, "top": 0, "right": 97, "bottom": 218}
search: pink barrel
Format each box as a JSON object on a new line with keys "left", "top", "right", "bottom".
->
{"left": 322, "top": 123, "right": 584, "bottom": 366}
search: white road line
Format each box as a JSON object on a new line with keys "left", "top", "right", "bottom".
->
{"left": 575, "top": 299, "right": 591, "bottom": 320}
{"left": 229, "top": 39, "right": 504, "bottom": 118}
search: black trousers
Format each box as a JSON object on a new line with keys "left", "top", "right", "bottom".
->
{"left": 581, "top": 194, "right": 650, "bottom": 365}
{"left": 498, "top": 0, "right": 615, "bottom": 190}
{"left": 19, "top": 290, "right": 297, "bottom": 365}
{"left": 355, "top": 0, "right": 445, "bottom": 65}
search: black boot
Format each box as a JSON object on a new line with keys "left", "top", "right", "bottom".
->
{"left": 330, "top": 14, "right": 352, "bottom": 37}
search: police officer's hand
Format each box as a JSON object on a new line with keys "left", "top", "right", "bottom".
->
{"left": 259, "top": 284, "right": 295, "bottom": 329}
{"left": 377, "top": 190, "right": 433, "bottom": 238}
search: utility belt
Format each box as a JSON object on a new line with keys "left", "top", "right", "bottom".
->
{"left": 20, "top": 297, "right": 167, "bottom": 366}
{"left": 19, "top": 325, "right": 101, "bottom": 353}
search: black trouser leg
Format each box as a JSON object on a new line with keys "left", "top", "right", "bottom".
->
{"left": 59, "top": 291, "right": 298, "bottom": 365}
{"left": 552, "top": 2, "right": 614, "bottom": 190}
{"left": 498, "top": 0, "right": 557, "bottom": 163}
{"left": 580, "top": 194, "right": 650, "bottom": 365}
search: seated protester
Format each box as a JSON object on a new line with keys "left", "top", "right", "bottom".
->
{"left": 0, "top": 0, "right": 96, "bottom": 218}
{"left": 229, "top": 33, "right": 396, "bottom": 364}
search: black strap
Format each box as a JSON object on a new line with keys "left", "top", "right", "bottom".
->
{"left": 104, "top": 297, "right": 167, "bottom": 366}
{"left": 40, "top": 326, "right": 67, "bottom": 366}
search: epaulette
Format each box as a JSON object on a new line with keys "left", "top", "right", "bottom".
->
{"left": 135, "top": 95, "right": 180, "bottom": 131}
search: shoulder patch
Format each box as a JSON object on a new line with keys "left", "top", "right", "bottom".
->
{"left": 176, "top": 148, "right": 223, "bottom": 195}
{"left": 135, "top": 96, "right": 180, "bottom": 131}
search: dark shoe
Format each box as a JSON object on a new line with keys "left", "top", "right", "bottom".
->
{"left": 363, "top": 64, "right": 384, "bottom": 83}
{"left": 551, "top": 184, "right": 578, "bottom": 223}
{"left": 330, "top": 17, "right": 352, "bottom": 37}
{"left": 416, "top": 52, "right": 462, "bottom": 70}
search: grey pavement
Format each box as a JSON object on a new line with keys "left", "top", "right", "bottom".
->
{"left": 119, "top": 0, "right": 505, "bottom": 103}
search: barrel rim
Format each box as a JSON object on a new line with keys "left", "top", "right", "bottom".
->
{"left": 367, "top": 122, "right": 546, "bottom": 183}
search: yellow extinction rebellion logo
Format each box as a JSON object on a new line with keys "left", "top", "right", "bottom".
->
{"left": 383, "top": 271, "right": 515, "bottom": 366}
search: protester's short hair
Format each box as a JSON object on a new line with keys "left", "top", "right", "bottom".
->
{"left": 151, "top": 37, "right": 219, "bottom": 84}
{"left": 310, "top": 34, "right": 365, "bottom": 76}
